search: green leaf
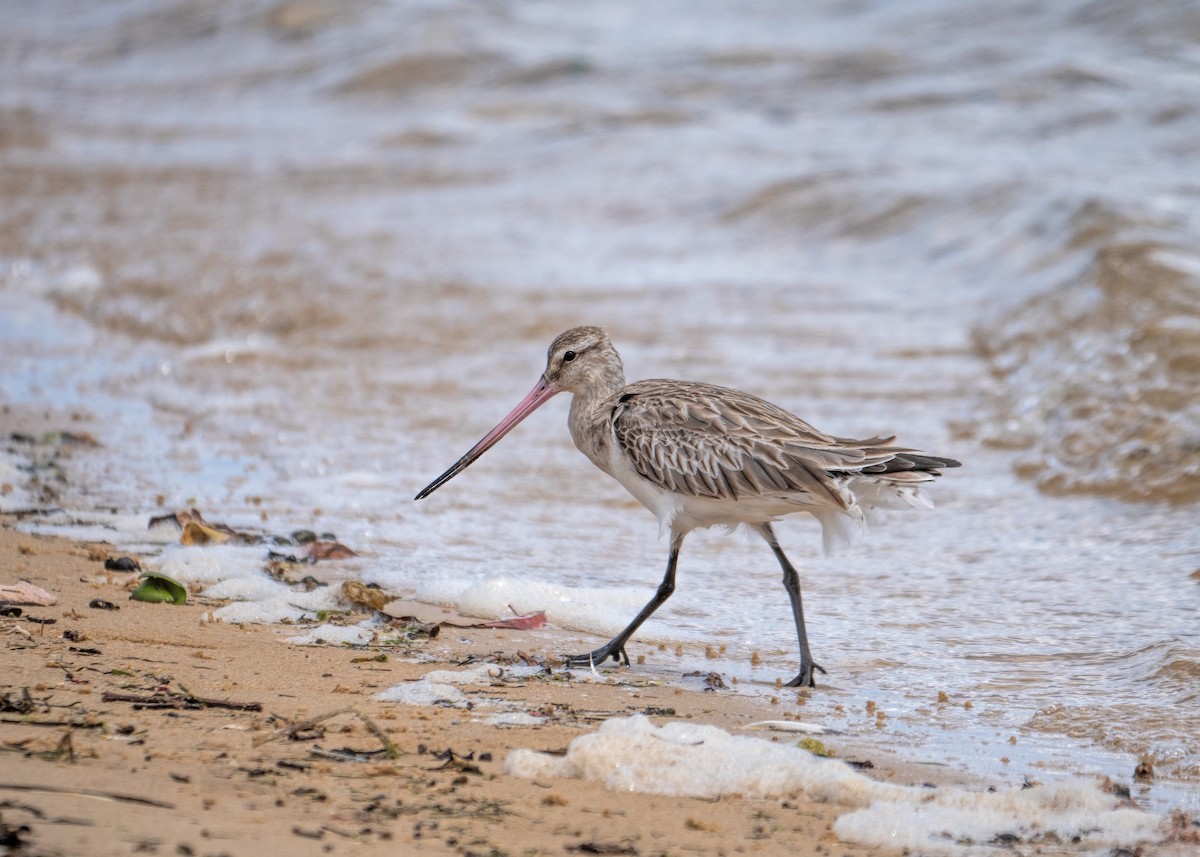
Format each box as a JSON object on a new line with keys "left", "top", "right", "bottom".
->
{"left": 796, "top": 737, "right": 832, "bottom": 757}
{"left": 130, "top": 572, "right": 188, "bottom": 605}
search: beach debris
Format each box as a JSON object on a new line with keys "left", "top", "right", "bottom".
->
{"left": 307, "top": 540, "right": 358, "bottom": 561}
{"left": 181, "top": 519, "right": 234, "bottom": 545}
{"left": 41, "top": 731, "right": 75, "bottom": 762}
{"left": 0, "top": 782, "right": 174, "bottom": 809}
{"left": 100, "top": 688, "right": 262, "bottom": 712}
{"left": 683, "top": 670, "right": 727, "bottom": 691}
{"left": 149, "top": 508, "right": 254, "bottom": 544}
{"left": 88, "top": 599, "right": 119, "bottom": 610}
{"left": 441, "top": 609, "right": 549, "bottom": 631}
{"left": 481, "top": 610, "right": 547, "bottom": 630}
{"left": 0, "top": 606, "right": 20, "bottom": 617}
{"left": 104, "top": 556, "right": 141, "bottom": 572}
{"left": 254, "top": 707, "right": 400, "bottom": 759}
{"left": 0, "top": 821, "right": 31, "bottom": 850}
{"left": 309, "top": 747, "right": 378, "bottom": 763}
{"left": 44, "top": 430, "right": 99, "bottom": 447}
{"left": 149, "top": 509, "right": 361, "bottom": 569}
{"left": 341, "top": 580, "right": 391, "bottom": 612}
{"left": 130, "top": 571, "right": 188, "bottom": 605}
{"left": 570, "top": 842, "right": 638, "bottom": 855}
{"left": 0, "top": 688, "right": 36, "bottom": 714}
{"left": 796, "top": 737, "right": 832, "bottom": 757}
{"left": 1134, "top": 757, "right": 1154, "bottom": 780}
{"left": 0, "top": 582, "right": 58, "bottom": 606}
{"left": 429, "top": 748, "right": 482, "bottom": 775}
{"left": 383, "top": 616, "right": 441, "bottom": 639}
{"left": 747, "top": 720, "right": 836, "bottom": 735}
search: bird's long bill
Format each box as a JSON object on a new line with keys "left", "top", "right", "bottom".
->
{"left": 414, "top": 376, "right": 560, "bottom": 500}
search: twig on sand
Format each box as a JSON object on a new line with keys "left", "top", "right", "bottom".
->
{"left": 100, "top": 690, "right": 262, "bottom": 711}
{"left": 253, "top": 707, "right": 352, "bottom": 747}
{"left": 0, "top": 782, "right": 175, "bottom": 809}
{"left": 353, "top": 706, "right": 401, "bottom": 759}
{"left": 253, "top": 706, "right": 401, "bottom": 759}
{"left": 0, "top": 717, "right": 104, "bottom": 729}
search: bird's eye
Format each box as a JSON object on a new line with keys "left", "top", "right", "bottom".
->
{"left": 562, "top": 350, "right": 576, "bottom": 362}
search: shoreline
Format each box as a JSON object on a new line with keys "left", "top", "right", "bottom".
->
{"left": 2, "top": 520, "right": 1194, "bottom": 856}
{"left": 0, "top": 519, "right": 924, "bottom": 857}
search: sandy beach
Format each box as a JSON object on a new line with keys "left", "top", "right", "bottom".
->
{"left": 2, "top": 516, "right": 1196, "bottom": 857}
{"left": 0, "top": 519, "right": 908, "bottom": 857}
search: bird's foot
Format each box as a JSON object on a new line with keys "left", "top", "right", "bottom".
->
{"left": 783, "top": 661, "right": 827, "bottom": 689}
{"left": 564, "top": 642, "right": 629, "bottom": 670}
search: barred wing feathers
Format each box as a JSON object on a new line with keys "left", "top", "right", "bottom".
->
{"left": 607, "top": 380, "right": 934, "bottom": 509}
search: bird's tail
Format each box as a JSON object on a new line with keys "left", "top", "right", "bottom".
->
{"left": 813, "top": 470, "right": 943, "bottom": 554}
{"left": 811, "top": 506, "right": 866, "bottom": 555}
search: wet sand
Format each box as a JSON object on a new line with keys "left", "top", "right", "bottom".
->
{"left": 0, "top": 520, "right": 909, "bottom": 857}
{"left": 5, "top": 519, "right": 1200, "bottom": 857}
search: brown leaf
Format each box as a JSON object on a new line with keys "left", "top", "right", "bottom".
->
{"left": 307, "top": 541, "right": 358, "bottom": 561}
{"left": 148, "top": 508, "right": 204, "bottom": 530}
{"left": 180, "top": 520, "right": 233, "bottom": 545}
{"left": 341, "top": 580, "right": 391, "bottom": 612}
{"left": 481, "top": 611, "right": 548, "bottom": 630}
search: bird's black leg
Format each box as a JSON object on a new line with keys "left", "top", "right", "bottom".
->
{"left": 755, "top": 523, "right": 826, "bottom": 688}
{"left": 564, "top": 533, "right": 683, "bottom": 670}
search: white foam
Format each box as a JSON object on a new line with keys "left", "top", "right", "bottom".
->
{"left": 834, "top": 780, "right": 1160, "bottom": 851}
{"left": 0, "top": 450, "right": 35, "bottom": 512}
{"left": 505, "top": 716, "right": 1162, "bottom": 852}
{"left": 376, "top": 664, "right": 546, "bottom": 709}
{"left": 485, "top": 711, "right": 548, "bottom": 727}
{"left": 210, "top": 585, "right": 343, "bottom": 624}
{"left": 203, "top": 574, "right": 291, "bottom": 602}
{"left": 149, "top": 544, "right": 345, "bottom": 623}
{"left": 505, "top": 714, "right": 879, "bottom": 802}
{"left": 286, "top": 622, "right": 376, "bottom": 646}
{"left": 414, "top": 573, "right": 660, "bottom": 638}
{"left": 15, "top": 511, "right": 182, "bottom": 547}
{"left": 151, "top": 544, "right": 266, "bottom": 584}
{"left": 377, "top": 679, "right": 467, "bottom": 706}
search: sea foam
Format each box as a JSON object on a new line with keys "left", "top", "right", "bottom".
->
{"left": 505, "top": 715, "right": 1162, "bottom": 852}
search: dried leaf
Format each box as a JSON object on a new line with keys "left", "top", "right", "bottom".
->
{"left": 307, "top": 541, "right": 358, "bottom": 561}
{"left": 148, "top": 507, "right": 203, "bottom": 530}
{"left": 481, "top": 611, "right": 548, "bottom": 630}
{"left": 385, "top": 616, "right": 441, "bottom": 638}
{"left": 341, "top": 581, "right": 391, "bottom": 612}
{"left": 180, "top": 520, "right": 232, "bottom": 545}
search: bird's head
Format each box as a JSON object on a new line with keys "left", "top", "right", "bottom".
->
{"left": 414, "top": 326, "right": 625, "bottom": 500}
{"left": 542, "top": 325, "right": 625, "bottom": 396}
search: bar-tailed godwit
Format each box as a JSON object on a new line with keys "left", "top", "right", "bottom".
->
{"left": 416, "top": 326, "right": 960, "bottom": 687}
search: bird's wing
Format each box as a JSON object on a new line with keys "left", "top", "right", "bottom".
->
{"left": 607, "top": 380, "right": 902, "bottom": 508}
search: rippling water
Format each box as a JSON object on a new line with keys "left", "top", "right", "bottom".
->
{"left": 3, "top": 0, "right": 1198, "bottom": 814}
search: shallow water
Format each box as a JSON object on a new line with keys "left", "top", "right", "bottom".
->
{"left": 3, "top": 0, "right": 1199, "bottom": 816}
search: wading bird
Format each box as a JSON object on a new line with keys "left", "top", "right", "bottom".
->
{"left": 416, "top": 326, "right": 959, "bottom": 687}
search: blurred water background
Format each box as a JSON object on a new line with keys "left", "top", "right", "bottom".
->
{"left": 2, "top": 0, "right": 1198, "bottom": 813}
